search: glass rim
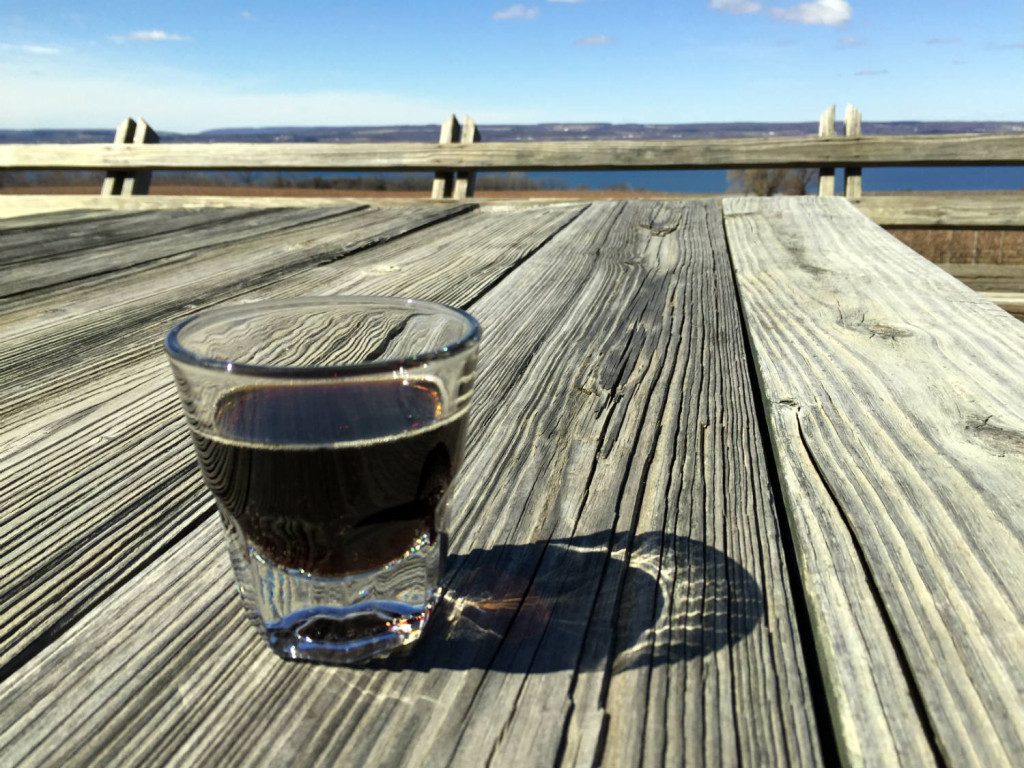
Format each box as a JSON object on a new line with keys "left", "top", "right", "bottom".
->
{"left": 164, "top": 295, "right": 482, "bottom": 379}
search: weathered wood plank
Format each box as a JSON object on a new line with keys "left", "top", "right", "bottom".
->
{"left": 99, "top": 117, "right": 136, "bottom": 197}
{"left": 6, "top": 191, "right": 1021, "bottom": 231}
{"left": 844, "top": 105, "right": 863, "bottom": 200}
{"left": 0, "top": 205, "right": 476, "bottom": 425}
{"left": 0, "top": 208, "right": 131, "bottom": 230}
{"left": 0, "top": 204, "right": 469, "bottom": 328}
{"left": 0, "top": 209, "right": 161, "bottom": 245}
{"left": 453, "top": 116, "right": 480, "bottom": 200}
{"left": 818, "top": 105, "right": 836, "bottom": 197}
{"left": 937, "top": 263, "right": 1024, "bottom": 293}
{"left": 120, "top": 119, "right": 158, "bottom": 195}
{"left": 431, "top": 114, "right": 460, "bottom": 200}
{"left": 100, "top": 117, "right": 159, "bottom": 196}
{"left": 0, "top": 206, "right": 364, "bottom": 296}
{"left": 3, "top": 133, "right": 1023, "bottom": 172}
{"left": 725, "top": 196, "right": 1024, "bottom": 767}
{"left": 0, "top": 195, "right": 430, "bottom": 219}
{"left": 856, "top": 194, "right": 1024, "bottom": 228}
{"left": 0, "top": 204, "right": 583, "bottom": 677}
{"left": 0, "top": 207, "right": 345, "bottom": 268}
{"left": 979, "top": 291, "right": 1024, "bottom": 319}
{"left": 0, "top": 202, "right": 822, "bottom": 768}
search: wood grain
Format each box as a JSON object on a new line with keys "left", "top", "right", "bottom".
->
{"left": 818, "top": 105, "right": 836, "bottom": 197}
{"left": 431, "top": 115, "right": 460, "bottom": 200}
{"left": 725, "top": 196, "right": 1024, "bottom": 767}
{"left": 5, "top": 191, "right": 1020, "bottom": 231}
{"left": 100, "top": 117, "right": 158, "bottom": 196}
{"left": 0, "top": 195, "right": 416, "bottom": 219}
{"left": 0, "top": 203, "right": 541, "bottom": 672}
{"left": 844, "top": 105, "right": 863, "bottom": 200}
{"left": 3, "top": 133, "right": 1023, "bottom": 172}
{"left": 0, "top": 204, "right": 473, "bottom": 423}
{"left": 453, "top": 116, "right": 480, "bottom": 200}
{"left": 979, "top": 291, "right": 1024, "bottom": 319}
{"left": 0, "top": 208, "right": 131, "bottom": 230}
{"left": 0, "top": 208, "right": 354, "bottom": 286}
{"left": 99, "top": 117, "right": 136, "bottom": 197}
{"left": 936, "top": 263, "right": 1024, "bottom": 293}
{"left": 855, "top": 194, "right": 1024, "bottom": 228}
{"left": 0, "top": 201, "right": 822, "bottom": 767}
{"left": 121, "top": 119, "right": 158, "bottom": 196}
{"left": 0, "top": 208, "right": 267, "bottom": 266}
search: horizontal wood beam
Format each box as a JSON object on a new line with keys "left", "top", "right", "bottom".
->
{"left": 980, "top": 291, "right": 1024, "bottom": 319}
{"left": 4, "top": 192, "right": 1021, "bottom": 230}
{"left": 0, "top": 194, "right": 455, "bottom": 219}
{"left": 854, "top": 194, "right": 1024, "bottom": 228}
{"left": 937, "top": 264, "right": 1024, "bottom": 294}
{"left": 3, "top": 133, "right": 1024, "bottom": 172}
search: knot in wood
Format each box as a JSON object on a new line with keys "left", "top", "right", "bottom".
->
{"left": 867, "top": 323, "right": 913, "bottom": 341}
{"left": 638, "top": 222, "right": 678, "bottom": 237}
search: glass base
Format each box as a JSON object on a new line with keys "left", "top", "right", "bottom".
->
{"left": 264, "top": 600, "right": 436, "bottom": 664}
{"left": 219, "top": 512, "right": 442, "bottom": 664}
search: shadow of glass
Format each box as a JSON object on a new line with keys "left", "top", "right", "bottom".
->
{"left": 374, "top": 530, "right": 763, "bottom": 674}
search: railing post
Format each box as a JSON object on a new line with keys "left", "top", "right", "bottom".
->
{"left": 453, "top": 115, "right": 480, "bottom": 200}
{"left": 818, "top": 105, "right": 836, "bottom": 196}
{"left": 431, "top": 115, "right": 461, "bottom": 199}
{"left": 100, "top": 117, "right": 158, "bottom": 196}
{"left": 844, "top": 104, "right": 863, "bottom": 200}
{"left": 100, "top": 118, "right": 133, "bottom": 196}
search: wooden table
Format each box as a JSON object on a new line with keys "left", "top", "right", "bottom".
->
{"left": 1, "top": 197, "right": 1023, "bottom": 767}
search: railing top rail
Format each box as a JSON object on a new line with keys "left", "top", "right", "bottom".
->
{"left": 3, "top": 132, "right": 1024, "bottom": 172}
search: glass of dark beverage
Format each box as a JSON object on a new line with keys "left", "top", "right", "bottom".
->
{"left": 165, "top": 296, "right": 480, "bottom": 664}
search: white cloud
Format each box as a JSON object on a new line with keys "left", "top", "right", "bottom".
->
{"left": 0, "top": 43, "right": 61, "bottom": 55}
{"left": 770, "top": 0, "right": 851, "bottom": 25}
{"left": 855, "top": 68, "right": 887, "bottom": 76}
{"left": 710, "top": 0, "right": 762, "bottom": 14}
{"left": 110, "top": 30, "right": 192, "bottom": 43}
{"left": 130, "top": 30, "right": 191, "bottom": 41}
{"left": 549, "top": 0, "right": 584, "bottom": 3}
{"left": 241, "top": 11, "right": 254, "bottom": 19}
{"left": 924, "top": 37, "right": 959, "bottom": 45}
{"left": 493, "top": 5, "right": 539, "bottom": 20}
{"left": 837, "top": 35, "right": 863, "bottom": 47}
{"left": 575, "top": 35, "right": 611, "bottom": 45}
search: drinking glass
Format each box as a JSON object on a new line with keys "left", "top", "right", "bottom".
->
{"left": 165, "top": 296, "right": 480, "bottom": 664}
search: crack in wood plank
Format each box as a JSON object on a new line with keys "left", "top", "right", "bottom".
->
{"left": 794, "top": 404, "right": 945, "bottom": 766}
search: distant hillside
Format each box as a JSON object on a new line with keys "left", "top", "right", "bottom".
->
{"left": 2, "top": 121, "right": 1023, "bottom": 145}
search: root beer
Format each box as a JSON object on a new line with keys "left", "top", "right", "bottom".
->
{"left": 192, "top": 379, "right": 466, "bottom": 576}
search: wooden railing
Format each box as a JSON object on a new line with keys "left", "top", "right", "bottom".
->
{"left": 2, "top": 107, "right": 1022, "bottom": 226}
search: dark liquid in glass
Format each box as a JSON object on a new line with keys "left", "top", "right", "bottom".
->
{"left": 191, "top": 379, "right": 466, "bottom": 576}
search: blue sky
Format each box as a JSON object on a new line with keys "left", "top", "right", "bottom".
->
{"left": 1, "top": 0, "right": 1021, "bottom": 131}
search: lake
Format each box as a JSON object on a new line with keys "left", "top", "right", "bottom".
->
{"left": 140, "top": 165, "right": 1024, "bottom": 195}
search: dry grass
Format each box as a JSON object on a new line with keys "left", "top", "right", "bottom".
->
{"left": 888, "top": 229, "right": 1024, "bottom": 265}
